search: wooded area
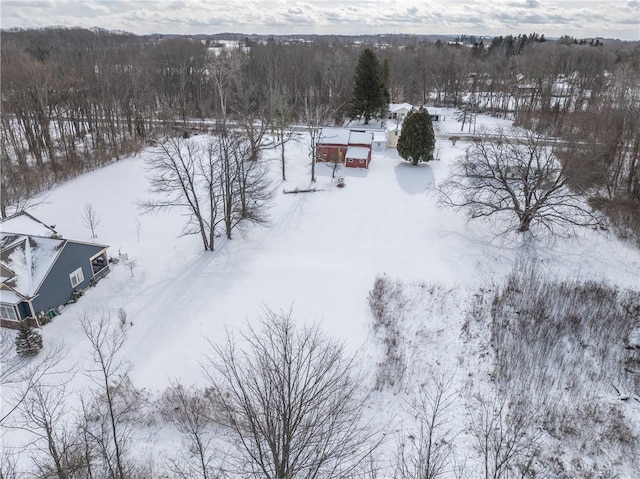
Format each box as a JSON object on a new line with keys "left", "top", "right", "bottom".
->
{"left": 1, "top": 28, "right": 639, "bottom": 240}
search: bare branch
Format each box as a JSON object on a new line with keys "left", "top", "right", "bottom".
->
{"left": 438, "top": 128, "right": 601, "bottom": 237}
{"left": 204, "top": 309, "right": 383, "bottom": 479}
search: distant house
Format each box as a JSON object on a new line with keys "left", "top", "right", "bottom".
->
{"left": 387, "top": 106, "right": 440, "bottom": 149}
{"left": 388, "top": 103, "right": 414, "bottom": 121}
{"left": 387, "top": 128, "right": 401, "bottom": 149}
{"left": 0, "top": 211, "right": 110, "bottom": 328}
{"left": 372, "top": 130, "right": 388, "bottom": 151}
{"left": 316, "top": 128, "right": 374, "bottom": 169}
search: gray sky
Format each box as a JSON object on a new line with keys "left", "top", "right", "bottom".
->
{"left": 1, "top": 0, "right": 639, "bottom": 40}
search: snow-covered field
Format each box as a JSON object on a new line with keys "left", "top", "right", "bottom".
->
{"left": 3, "top": 112, "right": 640, "bottom": 476}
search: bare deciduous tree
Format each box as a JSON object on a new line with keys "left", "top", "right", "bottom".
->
{"left": 213, "top": 127, "right": 272, "bottom": 241}
{"left": 159, "top": 381, "right": 220, "bottom": 479}
{"left": 304, "top": 99, "right": 332, "bottom": 183}
{"left": 204, "top": 309, "right": 382, "bottom": 479}
{"left": 271, "top": 95, "right": 295, "bottom": 182}
{"left": 13, "top": 378, "right": 83, "bottom": 479}
{"left": 139, "top": 136, "right": 215, "bottom": 251}
{"left": 0, "top": 447, "right": 19, "bottom": 479}
{"left": 82, "top": 203, "right": 100, "bottom": 239}
{"left": 1, "top": 330, "right": 67, "bottom": 425}
{"left": 394, "top": 372, "right": 458, "bottom": 479}
{"left": 439, "top": 128, "right": 600, "bottom": 236}
{"left": 81, "top": 314, "right": 143, "bottom": 479}
{"left": 1, "top": 335, "right": 73, "bottom": 478}
{"left": 470, "top": 396, "right": 542, "bottom": 479}
{"left": 140, "top": 133, "right": 271, "bottom": 251}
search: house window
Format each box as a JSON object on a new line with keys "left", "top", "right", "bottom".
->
{"left": 0, "top": 304, "right": 18, "bottom": 321}
{"left": 70, "top": 267, "right": 84, "bottom": 288}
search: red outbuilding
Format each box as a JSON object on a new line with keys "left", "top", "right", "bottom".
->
{"left": 316, "top": 128, "right": 373, "bottom": 169}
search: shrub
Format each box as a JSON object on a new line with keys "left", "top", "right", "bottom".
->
{"left": 368, "top": 275, "right": 408, "bottom": 389}
{"left": 486, "top": 268, "right": 640, "bottom": 472}
{"left": 15, "top": 321, "right": 43, "bottom": 356}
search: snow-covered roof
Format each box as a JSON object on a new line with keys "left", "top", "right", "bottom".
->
{"left": 373, "top": 131, "right": 387, "bottom": 142}
{"left": 0, "top": 288, "right": 23, "bottom": 305}
{"left": 0, "top": 233, "right": 65, "bottom": 298}
{"left": 319, "top": 128, "right": 374, "bottom": 147}
{"left": 348, "top": 131, "right": 373, "bottom": 145}
{"left": 346, "top": 146, "right": 370, "bottom": 160}
{"left": 319, "top": 128, "right": 350, "bottom": 145}
{"left": 389, "top": 103, "right": 413, "bottom": 113}
{"left": 0, "top": 211, "right": 57, "bottom": 237}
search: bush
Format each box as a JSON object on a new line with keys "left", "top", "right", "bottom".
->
{"left": 70, "top": 289, "right": 83, "bottom": 303}
{"left": 15, "top": 321, "right": 43, "bottom": 356}
{"left": 486, "top": 268, "right": 640, "bottom": 472}
{"left": 368, "top": 275, "right": 407, "bottom": 389}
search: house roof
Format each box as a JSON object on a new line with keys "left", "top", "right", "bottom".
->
{"left": 348, "top": 131, "right": 373, "bottom": 145}
{"left": 1, "top": 233, "right": 66, "bottom": 298}
{"left": 389, "top": 103, "right": 413, "bottom": 113}
{"left": 319, "top": 128, "right": 350, "bottom": 145}
{"left": 0, "top": 287, "right": 24, "bottom": 306}
{"left": 346, "top": 146, "right": 370, "bottom": 160}
{"left": 318, "top": 128, "right": 374, "bottom": 147}
{"left": 0, "top": 212, "right": 109, "bottom": 301}
{"left": 0, "top": 211, "right": 58, "bottom": 237}
{"left": 373, "top": 131, "right": 387, "bottom": 142}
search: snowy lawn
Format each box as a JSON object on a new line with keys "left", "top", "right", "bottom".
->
{"left": 5, "top": 113, "right": 640, "bottom": 475}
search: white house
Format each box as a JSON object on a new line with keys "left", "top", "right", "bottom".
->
{"left": 388, "top": 103, "right": 414, "bottom": 121}
{"left": 372, "top": 130, "right": 387, "bottom": 151}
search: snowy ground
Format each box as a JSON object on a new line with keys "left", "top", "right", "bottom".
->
{"left": 3, "top": 112, "right": 640, "bottom": 475}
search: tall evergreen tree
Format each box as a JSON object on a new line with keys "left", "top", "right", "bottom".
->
{"left": 15, "top": 321, "right": 43, "bottom": 356}
{"left": 397, "top": 108, "right": 436, "bottom": 165}
{"left": 380, "top": 57, "right": 391, "bottom": 105}
{"left": 350, "top": 49, "right": 387, "bottom": 124}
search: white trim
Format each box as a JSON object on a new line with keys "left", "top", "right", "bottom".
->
{"left": 21, "top": 239, "right": 67, "bottom": 299}
{"left": 89, "top": 250, "right": 107, "bottom": 262}
{"left": 90, "top": 252, "right": 109, "bottom": 278}
{"left": 69, "top": 267, "right": 84, "bottom": 288}
{"left": 0, "top": 303, "right": 18, "bottom": 321}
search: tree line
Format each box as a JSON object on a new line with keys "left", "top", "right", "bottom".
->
{"left": 1, "top": 27, "right": 638, "bottom": 240}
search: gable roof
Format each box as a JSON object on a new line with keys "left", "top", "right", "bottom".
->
{"left": 0, "top": 287, "right": 24, "bottom": 306}
{"left": 0, "top": 212, "right": 109, "bottom": 302}
{"left": 0, "top": 211, "right": 58, "bottom": 237}
{"left": 348, "top": 130, "right": 373, "bottom": 146}
{"left": 389, "top": 103, "right": 414, "bottom": 113}
{"left": 0, "top": 233, "right": 66, "bottom": 298}
{"left": 373, "top": 130, "right": 387, "bottom": 142}
{"left": 318, "top": 128, "right": 374, "bottom": 147}
{"left": 319, "top": 128, "right": 351, "bottom": 145}
{"left": 346, "top": 146, "right": 370, "bottom": 160}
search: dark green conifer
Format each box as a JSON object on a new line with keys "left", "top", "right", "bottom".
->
{"left": 397, "top": 108, "right": 436, "bottom": 165}
{"left": 350, "top": 49, "right": 388, "bottom": 124}
{"left": 15, "top": 321, "right": 43, "bottom": 356}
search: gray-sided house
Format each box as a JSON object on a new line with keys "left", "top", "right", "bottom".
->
{"left": 0, "top": 211, "right": 110, "bottom": 328}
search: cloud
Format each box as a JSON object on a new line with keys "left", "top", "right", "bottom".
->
{"left": 508, "top": 0, "right": 540, "bottom": 7}
{"left": 1, "top": 0, "right": 53, "bottom": 6}
{"left": 0, "top": 0, "right": 637, "bottom": 40}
